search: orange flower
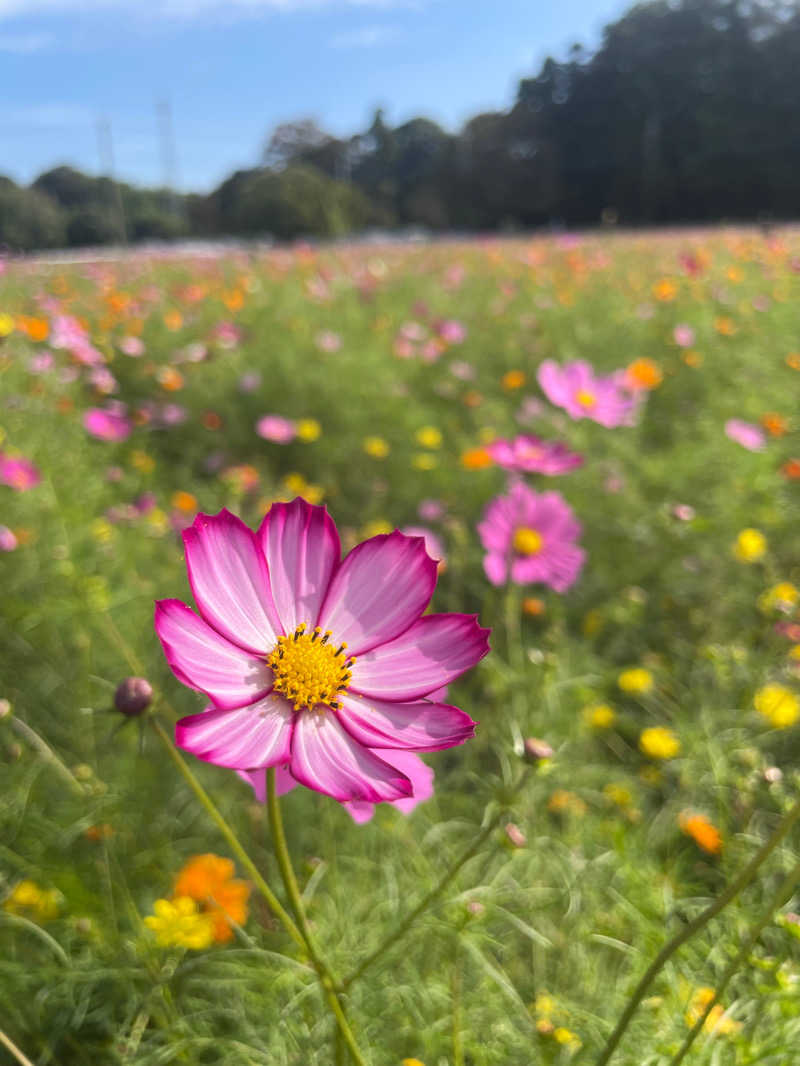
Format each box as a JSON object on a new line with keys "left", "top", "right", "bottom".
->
{"left": 679, "top": 812, "right": 722, "bottom": 855}
{"left": 760, "top": 412, "right": 788, "bottom": 437}
{"left": 501, "top": 370, "right": 526, "bottom": 390}
{"left": 171, "top": 491, "right": 198, "bottom": 513}
{"left": 781, "top": 459, "right": 800, "bottom": 480}
{"left": 223, "top": 290, "right": 244, "bottom": 312}
{"left": 522, "top": 596, "right": 546, "bottom": 617}
{"left": 462, "top": 390, "right": 483, "bottom": 407}
{"left": 625, "top": 358, "right": 662, "bottom": 391}
{"left": 16, "top": 316, "right": 50, "bottom": 342}
{"left": 202, "top": 411, "right": 222, "bottom": 431}
{"left": 174, "top": 853, "right": 250, "bottom": 943}
{"left": 163, "top": 310, "right": 183, "bottom": 331}
{"left": 682, "top": 350, "right": 703, "bottom": 368}
{"left": 786, "top": 352, "right": 800, "bottom": 371}
{"left": 460, "top": 447, "right": 492, "bottom": 470}
{"left": 713, "top": 316, "right": 737, "bottom": 336}
{"left": 157, "top": 367, "right": 184, "bottom": 391}
{"left": 652, "top": 278, "right": 677, "bottom": 301}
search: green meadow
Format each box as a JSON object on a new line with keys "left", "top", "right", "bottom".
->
{"left": 2, "top": 229, "right": 800, "bottom": 1065}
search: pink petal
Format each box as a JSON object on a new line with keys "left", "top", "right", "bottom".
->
{"left": 350, "top": 614, "right": 490, "bottom": 701}
{"left": 290, "top": 711, "right": 412, "bottom": 802}
{"left": 176, "top": 696, "right": 294, "bottom": 769}
{"left": 344, "top": 750, "right": 435, "bottom": 822}
{"left": 336, "top": 691, "right": 475, "bottom": 750}
{"left": 317, "top": 531, "right": 437, "bottom": 655}
{"left": 184, "top": 510, "right": 282, "bottom": 654}
{"left": 237, "top": 765, "right": 296, "bottom": 801}
{"left": 154, "top": 599, "right": 273, "bottom": 710}
{"left": 258, "top": 498, "right": 340, "bottom": 633}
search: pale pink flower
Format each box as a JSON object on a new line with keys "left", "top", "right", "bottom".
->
{"left": 0, "top": 525, "right": 18, "bottom": 551}
{"left": 673, "top": 324, "right": 695, "bottom": 348}
{"left": 537, "top": 360, "right": 638, "bottom": 427}
{"left": 478, "top": 481, "right": 585, "bottom": 591}
{"left": 119, "top": 336, "right": 145, "bottom": 357}
{"left": 84, "top": 408, "right": 132, "bottom": 442}
{"left": 725, "top": 419, "right": 765, "bottom": 452}
{"left": 155, "top": 501, "right": 489, "bottom": 803}
{"left": 256, "top": 415, "right": 296, "bottom": 444}
{"left": 437, "top": 319, "right": 467, "bottom": 345}
{"left": 315, "top": 330, "right": 342, "bottom": 353}
{"left": 486, "top": 435, "right": 583, "bottom": 476}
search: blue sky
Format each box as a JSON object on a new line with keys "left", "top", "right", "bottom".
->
{"left": 1, "top": 0, "right": 627, "bottom": 192}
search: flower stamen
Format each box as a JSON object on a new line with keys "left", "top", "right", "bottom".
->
{"left": 267, "top": 625, "right": 356, "bottom": 712}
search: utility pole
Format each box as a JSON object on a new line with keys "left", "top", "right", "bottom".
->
{"left": 96, "top": 116, "right": 128, "bottom": 245}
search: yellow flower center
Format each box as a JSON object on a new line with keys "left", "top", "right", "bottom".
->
{"left": 513, "top": 527, "right": 543, "bottom": 555}
{"left": 576, "top": 389, "right": 596, "bottom": 407}
{"left": 267, "top": 624, "right": 355, "bottom": 712}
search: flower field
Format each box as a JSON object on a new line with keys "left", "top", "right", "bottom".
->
{"left": 2, "top": 229, "right": 800, "bottom": 1065}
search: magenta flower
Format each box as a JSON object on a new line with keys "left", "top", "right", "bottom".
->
{"left": 238, "top": 749, "right": 434, "bottom": 824}
{"left": 0, "top": 525, "right": 18, "bottom": 551}
{"left": 155, "top": 501, "right": 489, "bottom": 803}
{"left": 256, "top": 415, "right": 296, "bottom": 444}
{"left": 0, "top": 454, "right": 41, "bottom": 491}
{"left": 84, "top": 408, "right": 132, "bottom": 442}
{"left": 478, "top": 481, "right": 585, "bottom": 591}
{"left": 725, "top": 419, "right": 765, "bottom": 452}
{"left": 537, "top": 360, "right": 638, "bottom": 427}
{"left": 486, "top": 434, "right": 583, "bottom": 476}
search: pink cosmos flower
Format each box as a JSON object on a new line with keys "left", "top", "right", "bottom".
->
{"left": 0, "top": 454, "right": 41, "bottom": 491}
{"left": 256, "top": 415, "right": 296, "bottom": 444}
{"left": 437, "top": 319, "right": 467, "bottom": 345}
{"left": 486, "top": 435, "right": 583, "bottom": 476}
{"left": 84, "top": 408, "right": 132, "bottom": 442}
{"left": 315, "top": 330, "right": 342, "bottom": 353}
{"left": 477, "top": 481, "right": 585, "bottom": 591}
{"left": 725, "top": 419, "right": 765, "bottom": 452}
{"left": 537, "top": 360, "right": 638, "bottom": 427}
{"left": 155, "top": 501, "right": 489, "bottom": 803}
{"left": 673, "top": 324, "right": 695, "bottom": 348}
{"left": 238, "top": 749, "right": 434, "bottom": 824}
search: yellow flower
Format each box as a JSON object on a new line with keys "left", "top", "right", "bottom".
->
{"left": 90, "top": 517, "right": 115, "bottom": 544}
{"left": 639, "top": 726, "right": 680, "bottom": 759}
{"left": 401, "top": 1060, "right": 425, "bottom": 1066}
{"left": 618, "top": 668, "right": 654, "bottom": 694}
{"left": 734, "top": 528, "right": 766, "bottom": 562}
{"left": 0, "top": 312, "right": 14, "bottom": 337}
{"left": 758, "top": 582, "right": 798, "bottom": 614}
{"left": 144, "top": 897, "right": 215, "bottom": 949}
{"left": 4, "top": 880, "right": 61, "bottom": 921}
{"left": 583, "top": 703, "right": 616, "bottom": 729}
{"left": 281, "top": 473, "right": 323, "bottom": 504}
{"left": 604, "top": 783, "right": 633, "bottom": 807}
{"left": 146, "top": 508, "right": 169, "bottom": 536}
{"left": 412, "top": 453, "right": 437, "bottom": 471}
{"left": 653, "top": 278, "right": 677, "bottom": 301}
{"left": 296, "top": 418, "right": 321, "bottom": 442}
{"left": 131, "top": 450, "right": 155, "bottom": 474}
{"left": 415, "top": 426, "right": 442, "bottom": 449}
{"left": 685, "top": 987, "right": 741, "bottom": 1035}
{"left": 363, "top": 436, "right": 390, "bottom": 459}
{"left": 361, "top": 518, "right": 393, "bottom": 538}
{"left": 553, "top": 1027, "right": 582, "bottom": 1050}
{"left": 754, "top": 684, "right": 799, "bottom": 728}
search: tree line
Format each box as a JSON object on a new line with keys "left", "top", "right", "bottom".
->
{"left": 3, "top": 0, "right": 800, "bottom": 251}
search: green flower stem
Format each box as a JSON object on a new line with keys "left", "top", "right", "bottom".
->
{"left": 265, "top": 769, "right": 368, "bottom": 1066}
{"left": 594, "top": 796, "right": 800, "bottom": 1066}
{"left": 150, "top": 717, "right": 304, "bottom": 951}
{"left": 343, "top": 803, "right": 509, "bottom": 990}
{"left": 151, "top": 719, "right": 369, "bottom": 1066}
{"left": 0, "top": 1028, "right": 35, "bottom": 1066}
{"left": 669, "top": 856, "right": 800, "bottom": 1066}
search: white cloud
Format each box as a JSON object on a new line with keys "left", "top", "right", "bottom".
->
{"left": 330, "top": 23, "right": 402, "bottom": 47}
{"left": 0, "top": 31, "right": 53, "bottom": 50}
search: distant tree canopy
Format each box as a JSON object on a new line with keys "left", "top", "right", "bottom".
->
{"left": 4, "top": 0, "right": 800, "bottom": 251}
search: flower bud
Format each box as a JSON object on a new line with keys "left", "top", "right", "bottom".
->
{"left": 523, "top": 737, "right": 554, "bottom": 763}
{"left": 114, "top": 677, "right": 152, "bottom": 716}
